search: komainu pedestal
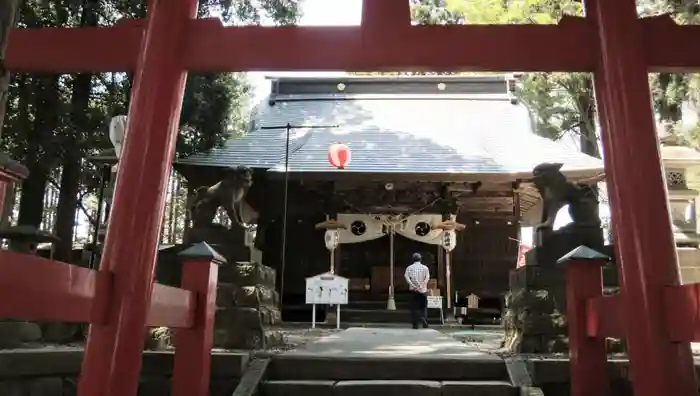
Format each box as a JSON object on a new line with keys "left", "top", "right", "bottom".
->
{"left": 214, "top": 258, "right": 284, "bottom": 349}
{"left": 183, "top": 167, "right": 284, "bottom": 349}
{"left": 503, "top": 163, "right": 621, "bottom": 353}
{"left": 503, "top": 235, "right": 620, "bottom": 353}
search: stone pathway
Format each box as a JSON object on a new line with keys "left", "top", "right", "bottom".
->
{"left": 284, "top": 327, "right": 502, "bottom": 359}
{"left": 268, "top": 324, "right": 506, "bottom": 355}
{"left": 442, "top": 327, "right": 505, "bottom": 354}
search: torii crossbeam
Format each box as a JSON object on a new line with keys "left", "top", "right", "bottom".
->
{"left": 8, "top": 7, "right": 700, "bottom": 72}
{"left": 6, "top": 1, "right": 700, "bottom": 396}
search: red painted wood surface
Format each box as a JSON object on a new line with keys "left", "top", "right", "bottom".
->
{"left": 0, "top": 169, "right": 26, "bottom": 218}
{"left": 172, "top": 258, "right": 219, "bottom": 396}
{"left": 0, "top": 250, "right": 195, "bottom": 327}
{"left": 0, "top": 251, "right": 100, "bottom": 322}
{"left": 664, "top": 284, "right": 700, "bottom": 342}
{"left": 564, "top": 259, "right": 609, "bottom": 396}
{"left": 6, "top": 15, "right": 700, "bottom": 73}
{"left": 585, "top": 295, "right": 624, "bottom": 339}
{"left": 5, "top": 0, "right": 700, "bottom": 394}
{"left": 77, "top": 0, "right": 197, "bottom": 395}
{"left": 147, "top": 284, "right": 194, "bottom": 328}
{"left": 0, "top": 169, "right": 23, "bottom": 182}
{"left": 585, "top": 0, "right": 697, "bottom": 395}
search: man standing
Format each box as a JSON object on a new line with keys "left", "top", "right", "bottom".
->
{"left": 405, "top": 252, "right": 430, "bottom": 329}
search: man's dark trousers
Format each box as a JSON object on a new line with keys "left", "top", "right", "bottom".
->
{"left": 410, "top": 291, "right": 429, "bottom": 329}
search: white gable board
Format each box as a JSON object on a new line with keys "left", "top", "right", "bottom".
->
{"left": 305, "top": 273, "right": 349, "bottom": 305}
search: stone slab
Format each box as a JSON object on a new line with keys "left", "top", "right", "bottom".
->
{"left": 0, "top": 377, "right": 65, "bottom": 396}
{"left": 231, "top": 358, "right": 269, "bottom": 396}
{"left": 286, "top": 327, "right": 501, "bottom": 359}
{"left": 270, "top": 328, "right": 508, "bottom": 381}
{"left": 334, "top": 380, "right": 441, "bottom": 396}
{"left": 263, "top": 380, "right": 335, "bottom": 396}
{"left": 269, "top": 356, "right": 509, "bottom": 381}
{"left": 0, "top": 349, "right": 250, "bottom": 378}
{"left": 441, "top": 381, "right": 516, "bottom": 396}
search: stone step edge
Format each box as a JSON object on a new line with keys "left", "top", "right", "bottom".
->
{"left": 264, "top": 380, "right": 514, "bottom": 386}
{"left": 261, "top": 380, "right": 520, "bottom": 396}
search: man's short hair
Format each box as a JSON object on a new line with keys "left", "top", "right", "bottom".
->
{"left": 412, "top": 253, "right": 422, "bottom": 262}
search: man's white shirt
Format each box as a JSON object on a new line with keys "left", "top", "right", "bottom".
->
{"left": 405, "top": 261, "right": 430, "bottom": 293}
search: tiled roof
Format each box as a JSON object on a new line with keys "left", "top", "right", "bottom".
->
{"left": 177, "top": 77, "right": 603, "bottom": 176}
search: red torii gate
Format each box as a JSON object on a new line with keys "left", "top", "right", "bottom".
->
{"left": 4, "top": 0, "right": 700, "bottom": 395}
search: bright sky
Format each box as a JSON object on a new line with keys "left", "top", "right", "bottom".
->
{"left": 248, "top": 0, "right": 362, "bottom": 104}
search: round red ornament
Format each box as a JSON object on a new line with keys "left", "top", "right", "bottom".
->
{"left": 328, "top": 143, "right": 351, "bottom": 169}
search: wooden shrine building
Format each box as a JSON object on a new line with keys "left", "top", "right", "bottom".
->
{"left": 176, "top": 75, "right": 603, "bottom": 316}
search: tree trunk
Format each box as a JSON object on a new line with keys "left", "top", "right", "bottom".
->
{"left": 17, "top": 164, "right": 46, "bottom": 227}
{"left": 1, "top": 74, "right": 28, "bottom": 226}
{"left": 576, "top": 76, "right": 601, "bottom": 159}
{"left": 0, "top": 0, "right": 20, "bottom": 139}
{"left": 53, "top": 1, "right": 99, "bottom": 259}
{"left": 17, "top": 75, "right": 60, "bottom": 228}
{"left": 0, "top": 0, "right": 21, "bottom": 226}
{"left": 656, "top": 73, "right": 684, "bottom": 130}
{"left": 53, "top": 156, "right": 81, "bottom": 260}
{"left": 165, "top": 175, "right": 174, "bottom": 243}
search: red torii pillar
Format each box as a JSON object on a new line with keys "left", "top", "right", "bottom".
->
{"left": 78, "top": 0, "right": 197, "bottom": 395}
{"left": 587, "top": 0, "right": 696, "bottom": 395}
{"left": 3, "top": 0, "right": 700, "bottom": 394}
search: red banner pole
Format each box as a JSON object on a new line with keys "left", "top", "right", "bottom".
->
{"left": 77, "top": 0, "right": 197, "bottom": 395}
{"left": 585, "top": 0, "right": 697, "bottom": 395}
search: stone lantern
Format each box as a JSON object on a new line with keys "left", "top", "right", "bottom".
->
{"left": 660, "top": 136, "right": 700, "bottom": 284}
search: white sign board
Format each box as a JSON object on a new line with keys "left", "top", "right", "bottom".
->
{"left": 427, "top": 296, "right": 443, "bottom": 309}
{"left": 427, "top": 295, "right": 444, "bottom": 325}
{"left": 305, "top": 273, "right": 349, "bottom": 305}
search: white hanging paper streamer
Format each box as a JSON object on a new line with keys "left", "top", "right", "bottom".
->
{"left": 324, "top": 229, "right": 340, "bottom": 250}
{"left": 442, "top": 230, "right": 457, "bottom": 252}
{"left": 334, "top": 213, "right": 460, "bottom": 246}
{"left": 244, "top": 228, "right": 256, "bottom": 247}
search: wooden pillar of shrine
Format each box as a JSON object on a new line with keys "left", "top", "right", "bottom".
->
{"left": 78, "top": 0, "right": 197, "bottom": 395}
{"left": 585, "top": 0, "right": 697, "bottom": 395}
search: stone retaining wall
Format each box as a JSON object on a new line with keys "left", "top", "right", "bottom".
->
{"left": 0, "top": 349, "right": 250, "bottom": 396}
{"left": 526, "top": 357, "right": 700, "bottom": 396}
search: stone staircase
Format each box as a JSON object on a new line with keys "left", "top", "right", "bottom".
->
{"left": 256, "top": 328, "right": 521, "bottom": 396}
{"left": 261, "top": 354, "right": 517, "bottom": 395}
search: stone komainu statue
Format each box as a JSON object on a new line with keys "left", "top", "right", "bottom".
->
{"left": 532, "top": 162, "right": 601, "bottom": 229}
{"left": 189, "top": 166, "right": 253, "bottom": 228}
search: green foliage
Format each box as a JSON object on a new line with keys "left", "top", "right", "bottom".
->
{"left": 413, "top": 0, "right": 699, "bottom": 157}
{"left": 178, "top": 72, "right": 251, "bottom": 158}
{"left": 1, "top": 0, "right": 301, "bottom": 241}
{"left": 442, "top": 0, "right": 582, "bottom": 24}
{"left": 4, "top": 0, "right": 302, "bottom": 167}
{"left": 406, "top": 0, "right": 599, "bottom": 156}
{"left": 214, "top": 0, "right": 301, "bottom": 25}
